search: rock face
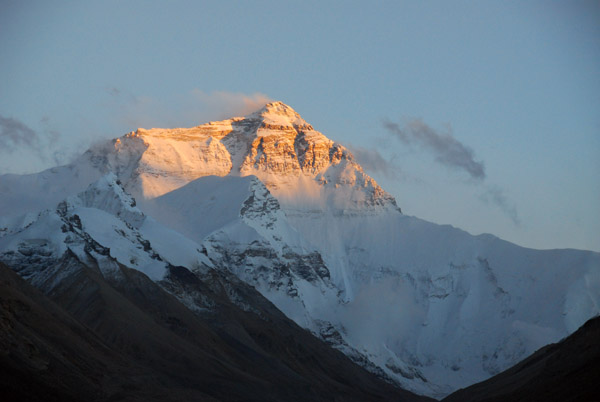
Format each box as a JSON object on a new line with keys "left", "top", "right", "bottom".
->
{"left": 1, "top": 101, "right": 599, "bottom": 399}
{"left": 93, "top": 101, "right": 399, "bottom": 211}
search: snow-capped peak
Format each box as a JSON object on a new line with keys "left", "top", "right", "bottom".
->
{"left": 246, "top": 101, "right": 313, "bottom": 130}
{"left": 53, "top": 102, "right": 399, "bottom": 211}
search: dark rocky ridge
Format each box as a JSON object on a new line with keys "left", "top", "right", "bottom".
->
{"left": 0, "top": 261, "right": 432, "bottom": 402}
{"left": 443, "top": 315, "right": 600, "bottom": 402}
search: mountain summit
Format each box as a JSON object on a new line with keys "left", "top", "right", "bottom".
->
{"left": 0, "top": 101, "right": 397, "bottom": 218}
{"left": 59, "top": 100, "right": 395, "bottom": 216}
{"left": 248, "top": 100, "right": 313, "bottom": 129}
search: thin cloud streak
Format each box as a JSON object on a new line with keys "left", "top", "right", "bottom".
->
{"left": 0, "top": 115, "right": 68, "bottom": 172}
{"left": 382, "top": 118, "right": 521, "bottom": 226}
{"left": 0, "top": 115, "right": 39, "bottom": 151}
{"left": 190, "top": 90, "right": 272, "bottom": 120}
{"left": 480, "top": 185, "right": 521, "bottom": 226}
{"left": 105, "top": 86, "right": 121, "bottom": 97}
{"left": 108, "top": 89, "right": 272, "bottom": 129}
{"left": 383, "top": 119, "right": 485, "bottom": 181}
{"left": 346, "top": 145, "right": 400, "bottom": 179}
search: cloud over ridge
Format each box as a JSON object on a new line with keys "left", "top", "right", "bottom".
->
{"left": 383, "top": 117, "right": 520, "bottom": 225}
{"left": 383, "top": 119, "right": 485, "bottom": 181}
{"left": 108, "top": 89, "right": 272, "bottom": 130}
{"left": 0, "top": 115, "right": 39, "bottom": 151}
{"left": 346, "top": 144, "right": 400, "bottom": 179}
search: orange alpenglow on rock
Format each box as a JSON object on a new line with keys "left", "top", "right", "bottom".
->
{"left": 98, "top": 101, "right": 398, "bottom": 211}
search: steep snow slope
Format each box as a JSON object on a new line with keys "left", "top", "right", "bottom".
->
{"left": 285, "top": 208, "right": 600, "bottom": 396}
{"left": 0, "top": 174, "right": 210, "bottom": 283}
{"left": 143, "top": 175, "right": 342, "bottom": 329}
{"left": 140, "top": 172, "right": 600, "bottom": 397}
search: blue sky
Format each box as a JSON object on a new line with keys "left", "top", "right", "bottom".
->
{"left": 1, "top": 0, "right": 599, "bottom": 251}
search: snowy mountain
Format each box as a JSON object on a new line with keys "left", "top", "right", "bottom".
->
{"left": 0, "top": 101, "right": 397, "bottom": 218}
{"left": 1, "top": 101, "right": 599, "bottom": 398}
{"left": 0, "top": 175, "right": 426, "bottom": 402}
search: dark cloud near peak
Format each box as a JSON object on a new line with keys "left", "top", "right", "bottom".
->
{"left": 480, "top": 185, "right": 521, "bottom": 226}
{"left": 345, "top": 144, "right": 400, "bottom": 179}
{"left": 39, "top": 115, "right": 61, "bottom": 146}
{"left": 383, "top": 118, "right": 485, "bottom": 181}
{"left": 0, "top": 114, "right": 39, "bottom": 151}
{"left": 105, "top": 86, "right": 121, "bottom": 97}
{"left": 0, "top": 114, "right": 66, "bottom": 168}
{"left": 382, "top": 117, "right": 521, "bottom": 226}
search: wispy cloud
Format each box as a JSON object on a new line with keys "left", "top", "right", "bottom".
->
{"left": 107, "top": 88, "right": 272, "bottom": 129}
{"left": 0, "top": 114, "right": 68, "bottom": 172}
{"left": 480, "top": 185, "right": 521, "bottom": 226}
{"left": 189, "top": 90, "right": 272, "bottom": 120}
{"left": 383, "top": 119, "right": 485, "bottom": 181}
{"left": 0, "top": 115, "right": 39, "bottom": 151}
{"left": 346, "top": 145, "right": 400, "bottom": 179}
{"left": 383, "top": 118, "right": 520, "bottom": 225}
{"left": 105, "top": 86, "right": 121, "bottom": 97}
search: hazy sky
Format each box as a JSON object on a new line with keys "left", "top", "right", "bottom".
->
{"left": 1, "top": 0, "right": 599, "bottom": 252}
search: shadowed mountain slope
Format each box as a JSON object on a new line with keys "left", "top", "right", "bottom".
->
{"left": 443, "top": 316, "right": 600, "bottom": 402}
{"left": 0, "top": 261, "right": 431, "bottom": 402}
